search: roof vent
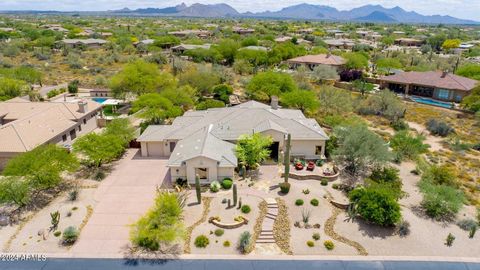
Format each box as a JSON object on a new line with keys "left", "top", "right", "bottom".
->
{"left": 441, "top": 70, "right": 448, "bottom": 78}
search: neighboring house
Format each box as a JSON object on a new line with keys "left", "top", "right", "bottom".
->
{"left": 134, "top": 39, "right": 155, "bottom": 47}
{"left": 323, "top": 39, "right": 355, "bottom": 50}
{"left": 137, "top": 100, "right": 329, "bottom": 183}
{"left": 233, "top": 27, "right": 255, "bottom": 35}
{"left": 171, "top": 44, "right": 212, "bottom": 54}
{"left": 286, "top": 54, "right": 346, "bottom": 70}
{"left": 0, "top": 98, "right": 102, "bottom": 169}
{"left": 59, "top": 39, "right": 107, "bottom": 49}
{"left": 90, "top": 89, "right": 112, "bottom": 97}
{"left": 168, "top": 30, "right": 211, "bottom": 38}
{"left": 394, "top": 38, "right": 424, "bottom": 47}
{"left": 380, "top": 71, "right": 478, "bottom": 102}
{"left": 274, "top": 36, "right": 312, "bottom": 45}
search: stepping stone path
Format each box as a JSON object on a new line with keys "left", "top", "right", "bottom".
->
{"left": 256, "top": 198, "right": 278, "bottom": 244}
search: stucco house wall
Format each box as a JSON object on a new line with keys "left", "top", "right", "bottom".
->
{"left": 185, "top": 156, "right": 218, "bottom": 183}
{"left": 290, "top": 140, "right": 326, "bottom": 159}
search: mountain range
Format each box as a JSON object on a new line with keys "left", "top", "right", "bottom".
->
{"left": 2, "top": 3, "right": 478, "bottom": 24}
{"left": 108, "top": 3, "right": 479, "bottom": 24}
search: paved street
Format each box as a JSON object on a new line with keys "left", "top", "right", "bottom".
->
{"left": 1, "top": 258, "right": 479, "bottom": 270}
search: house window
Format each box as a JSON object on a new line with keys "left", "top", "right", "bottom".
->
{"left": 83, "top": 119, "right": 87, "bottom": 124}
{"left": 315, "top": 146, "right": 323, "bottom": 156}
{"left": 78, "top": 125, "right": 82, "bottom": 132}
{"left": 62, "top": 134, "right": 67, "bottom": 142}
{"left": 437, "top": 89, "right": 450, "bottom": 100}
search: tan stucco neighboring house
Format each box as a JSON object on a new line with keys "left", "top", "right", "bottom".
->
{"left": 0, "top": 98, "right": 102, "bottom": 169}
{"left": 286, "top": 53, "right": 346, "bottom": 71}
{"left": 137, "top": 100, "right": 329, "bottom": 184}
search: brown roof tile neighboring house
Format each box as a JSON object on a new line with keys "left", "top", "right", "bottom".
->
{"left": 286, "top": 54, "right": 346, "bottom": 66}
{"left": 380, "top": 71, "right": 477, "bottom": 91}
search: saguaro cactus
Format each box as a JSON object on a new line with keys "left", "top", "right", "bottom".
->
{"left": 284, "top": 133, "right": 291, "bottom": 183}
{"left": 232, "top": 184, "right": 238, "bottom": 206}
{"left": 195, "top": 175, "right": 201, "bottom": 204}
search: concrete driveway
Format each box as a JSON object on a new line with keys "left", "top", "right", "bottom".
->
{"left": 70, "top": 149, "right": 169, "bottom": 257}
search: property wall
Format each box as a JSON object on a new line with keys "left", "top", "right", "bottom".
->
{"left": 290, "top": 140, "right": 326, "bottom": 159}
{"left": 185, "top": 156, "right": 218, "bottom": 184}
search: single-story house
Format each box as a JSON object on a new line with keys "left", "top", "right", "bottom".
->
{"left": 59, "top": 39, "right": 107, "bottom": 49}
{"left": 394, "top": 38, "right": 424, "bottom": 47}
{"left": 379, "top": 71, "right": 478, "bottom": 102}
{"left": 233, "top": 27, "right": 255, "bottom": 35}
{"left": 274, "top": 36, "right": 312, "bottom": 45}
{"left": 286, "top": 54, "right": 346, "bottom": 71}
{"left": 323, "top": 39, "right": 355, "bottom": 50}
{"left": 0, "top": 98, "right": 102, "bottom": 169}
{"left": 238, "top": 46, "right": 269, "bottom": 52}
{"left": 137, "top": 100, "right": 329, "bottom": 184}
{"left": 168, "top": 30, "right": 211, "bottom": 38}
{"left": 171, "top": 44, "right": 212, "bottom": 54}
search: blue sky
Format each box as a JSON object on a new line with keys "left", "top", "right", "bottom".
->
{"left": 0, "top": 0, "right": 479, "bottom": 21}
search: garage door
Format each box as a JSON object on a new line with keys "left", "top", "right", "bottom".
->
{"left": 147, "top": 142, "right": 164, "bottom": 157}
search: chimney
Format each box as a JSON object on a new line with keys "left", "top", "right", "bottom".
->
{"left": 78, "top": 100, "right": 88, "bottom": 113}
{"left": 441, "top": 70, "right": 448, "bottom": 78}
{"left": 271, "top": 96, "right": 279, "bottom": 110}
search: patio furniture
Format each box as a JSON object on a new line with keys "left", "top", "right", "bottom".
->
{"left": 306, "top": 161, "right": 315, "bottom": 171}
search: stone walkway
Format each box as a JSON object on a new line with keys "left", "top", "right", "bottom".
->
{"left": 256, "top": 198, "right": 278, "bottom": 244}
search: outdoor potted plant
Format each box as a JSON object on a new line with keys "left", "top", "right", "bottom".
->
{"left": 294, "top": 159, "right": 304, "bottom": 170}
{"left": 306, "top": 161, "right": 315, "bottom": 171}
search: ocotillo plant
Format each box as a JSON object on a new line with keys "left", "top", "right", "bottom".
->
{"left": 195, "top": 175, "right": 201, "bottom": 204}
{"left": 232, "top": 184, "right": 238, "bottom": 206}
{"left": 284, "top": 133, "right": 291, "bottom": 183}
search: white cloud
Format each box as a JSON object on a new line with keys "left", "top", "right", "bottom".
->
{"left": 0, "top": 0, "right": 478, "bottom": 21}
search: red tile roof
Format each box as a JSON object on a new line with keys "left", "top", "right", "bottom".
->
{"left": 380, "top": 71, "right": 478, "bottom": 91}
{"left": 286, "top": 54, "right": 346, "bottom": 66}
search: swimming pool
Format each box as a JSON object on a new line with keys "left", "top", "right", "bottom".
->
{"left": 410, "top": 96, "right": 453, "bottom": 109}
{"left": 92, "top": 97, "right": 108, "bottom": 104}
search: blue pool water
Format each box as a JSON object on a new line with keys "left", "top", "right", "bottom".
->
{"left": 92, "top": 97, "right": 108, "bottom": 104}
{"left": 411, "top": 96, "right": 453, "bottom": 109}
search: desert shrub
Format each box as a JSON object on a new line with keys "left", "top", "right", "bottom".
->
{"left": 62, "top": 226, "right": 79, "bottom": 245}
{"left": 238, "top": 231, "right": 251, "bottom": 254}
{"left": 332, "top": 184, "right": 340, "bottom": 190}
{"left": 390, "top": 131, "right": 429, "bottom": 162}
{"left": 324, "top": 240, "right": 335, "bottom": 250}
{"left": 457, "top": 219, "right": 478, "bottom": 231}
{"left": 312, "top": 233, "right": 320, "bottom": 241}
{"left": 214, "top": 229, "right": 224, "bottom": 237}
{"left": 241, "top": 205, "right": 251, "bottom": 214}
{"left": 320, "top": 179, "right": 328, "bottom": 186}
{"left": 422, "top": 164, "right": 457, "bottom": 187}
{"left": 130, "top": 192, "right": 185, "bottom": 251}
{"left": 368, "top": 166, "right": 403, "bottom": 195}
{"left": 426, "top": 119, "right": 454, "bottom": 137}
{"left": 53, "top": 231, "right": 61, "bottom": 237}
{"left": 307, "top": 240, "right": 315, "bottom": 247}
{"left": 221, "top": 178, "right": 233, "bottom": 189}
{"left": 68, "top": 189, "right": 79, "bottom": 201}
{"left": 279, "top": 182, "right": 290, "bottom": 194}
{"left": 223, "top": 240, "right": 231, "bottom": 247}
{"left": 196, "top": 99, "right": 225, "bottom": 110}
{"left": 194, "top": 235, "right": 209, "bottom": 248}
{"left": 445, "top": 233, "right": 455, "bottom": 246}
{"left": 396, "top": 220, "right": 410, "bottom": 237}
{"left": 391, "top": 120, "right": 409, "bottom": 131}
{"left": 210, "top": 181, "right": 221, "bottom": 192}
{"left": 418, "top": 181, "right": 464, "bottom": 220}
{"left": 302, "top": 189, "right": 310, "bottom": 194}
{"left": 310, "top": 199, "right": 319, "bottom": 206}
{"left": 349, "top": 186, "right": 401, "bottom": 226}
{"left": 0, "top": 176, "right": 31, "bottom": 206}
{"left": 295, "top": 199, "right": 304, "bottom": 206}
